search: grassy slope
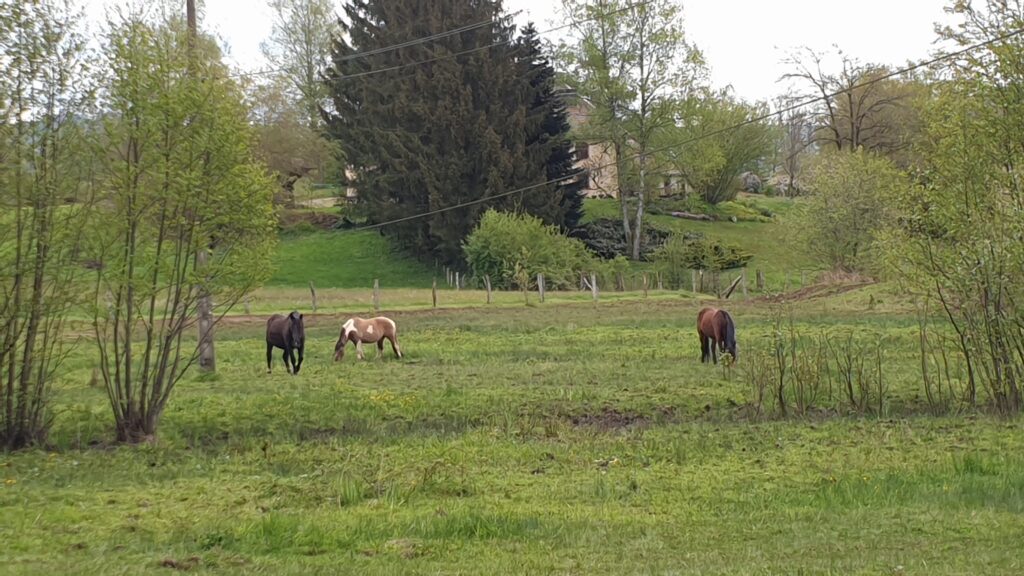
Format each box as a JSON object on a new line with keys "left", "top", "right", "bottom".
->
{"left": 583, "top": 195, "right": 816, "bottom": 289}
{"left": 3, "top": 300, "right": 1022, "bottom": 575}
{"left": 268, "top": 231, "right": 435, "bottom": 289}
{"left": 268, "top": 194, "right": 814, "bottom": 293}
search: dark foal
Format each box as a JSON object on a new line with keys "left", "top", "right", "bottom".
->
{"left": 266, "top": 311, "right": 305, "bottom": 374}
{"left": 697, "top": 307, "right": 737, "bottom": 364}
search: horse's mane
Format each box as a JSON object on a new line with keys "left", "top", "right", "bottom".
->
{"left": 720, "top": 310, "right": 735, "bottom": 347}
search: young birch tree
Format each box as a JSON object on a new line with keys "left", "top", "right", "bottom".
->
{"left": 558, "top": 0, "right": 704, "bottom": 259}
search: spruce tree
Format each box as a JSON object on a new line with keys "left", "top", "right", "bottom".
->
{"left": 324, "top": 1, "right": 583, "bottom": 265}
{"left": 517, "top": 24, "right": 585, "bottom": 231}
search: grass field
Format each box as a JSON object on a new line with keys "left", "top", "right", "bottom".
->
{"left": 269, "top": 194, "right": 814, "bottom": 293}
{"left": 3, "top": 296, "right": 1022, "bottom": 575}
{"left": 269, "top": 231, "right": 436, "bottom": 289}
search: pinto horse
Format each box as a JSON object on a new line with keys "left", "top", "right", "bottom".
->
{"left": 697, "top": 307, "right": 737, "bottom": 364}
{"left": 334, "top": 316, "right": 403, "bottom": 361}
{"left": 266, "top": 311, "right": 305, "bottom": 374}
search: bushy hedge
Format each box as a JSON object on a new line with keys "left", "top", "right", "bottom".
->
{"left": 649, "top": 234, "right": 752, "bottom": 289}
{"left": 464, "top": 210, "right": 596, "bottom": 290}
{"left": 570, "top": 218, "right": 671, "bottom": 260}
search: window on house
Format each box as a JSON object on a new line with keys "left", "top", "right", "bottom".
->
{"left": 575, "top": 141, "right": 590, "bottom": 161}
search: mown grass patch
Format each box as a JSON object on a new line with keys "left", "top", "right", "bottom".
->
{"left": 268, "top": 230, "right": 435, "bottom": 289}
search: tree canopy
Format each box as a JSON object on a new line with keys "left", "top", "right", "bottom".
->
{"left": 324, "top": 0, "right": 584, "bottom": 265}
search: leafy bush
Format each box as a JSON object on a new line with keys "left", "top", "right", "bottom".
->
{"left": 571, "top": 218, "right": 671, "bottom": 260}
{"left": 464, "top": 210, "right": 597, "bottom": 290}
{"left": 800, "top": 149, "right": 902, "bottom": 272}
{"left": 649, "top": 234, "right": 752, "bottom": 288}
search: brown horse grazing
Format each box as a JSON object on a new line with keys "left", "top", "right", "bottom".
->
{"left": 697, "top": 307, "right": 737, "bottom": 364}
{"left": 266, "top": 311, "right": 305, "bottom": 374}
{"left": 334, "top": 316, "right": 402, "bottom": 361}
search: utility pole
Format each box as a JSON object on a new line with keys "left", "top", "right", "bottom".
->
{"left": 188, "top": 0, "right": 216, "bottom": 372}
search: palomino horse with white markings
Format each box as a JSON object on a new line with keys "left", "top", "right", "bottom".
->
{"left": 333, "top": 316, "right": 403, "bottom": 361}
{"left": 697, "top": 306, "right": 737, "bottom": 365}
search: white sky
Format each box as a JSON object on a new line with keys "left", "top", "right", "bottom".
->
{"left": 81, "top": 0, "right": 957, "bottom": 103}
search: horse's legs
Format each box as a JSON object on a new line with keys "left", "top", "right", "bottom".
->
{"left": 376, "top": 339, "right": 384, "bottom": 359}
{"left": 296, "top": 346, "right": 304, "bottom": 373}
{"left": 711, "top": 342, "right": 718, "bottom": 365}
{"left": 283, "top": 348, "right": 292, "bottom": 374}
{"left": 699, "top": 333, "right": 709, "bottom": 363}
{"left": 390, "top": 335, "right": 402, "bottom": 359}
{"left": 356, "top": 341, "right": 365, "bottom": 360}
{"left": 266, "top": 343, "right": 273, "bottom": 373}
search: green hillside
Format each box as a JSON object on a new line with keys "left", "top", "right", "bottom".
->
{"left": 269, "top": 194, "right": 814, "bottom": 292}
{"left": 583, "top": 194, "right": 815, "bottom": 290}
{"left": 268, "top": 230, "right": 435, "bottom": 289}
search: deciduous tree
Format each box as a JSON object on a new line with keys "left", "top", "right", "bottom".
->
{"left": 90, "top": 11, "right": 276, "bottom": 442}
{"left": 260, "top": 0, "right": 338, "bottom": 130}
{"left": 557, "top": 0, "right": 705, "bottom": 259}
{"left": 0, "top": 0, "right": 95, "bottom": 449}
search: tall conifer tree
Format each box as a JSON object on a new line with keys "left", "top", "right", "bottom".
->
{"left": 325, "top": 1, "right": 583, "bottom": 265}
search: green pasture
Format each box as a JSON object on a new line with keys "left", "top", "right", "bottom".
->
{"left": 268, "top": 231, "right": 436, "bottom": 289}
{"left": 268, "top": 194, "right": 814, "bottom": 293}
{"left": 3, "top": 297, "right": 1022, "bottom": 575}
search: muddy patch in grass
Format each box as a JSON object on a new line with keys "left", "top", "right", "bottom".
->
{"left": 567, "top": 407, "right": 655, "bottom": 431}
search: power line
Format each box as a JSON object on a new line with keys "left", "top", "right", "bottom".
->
{"left": 234, "top": 14, "right": 512, "bottom": 79}
{"left": 343, "top": 26, "right": 1024, "bottom": 234}
{"left": 235, "top": 0, "right": 656, "bottom": 81}
{"left": 334, "top": 16, "right": 506, "bottom": 63}
{"left": 326, "top": 1, "right": 656, "bottom": 82}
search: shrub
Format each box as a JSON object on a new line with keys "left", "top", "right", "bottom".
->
{"left": 570, "top": 218, "right": 670, "bottom": 260}
{"left": 464, "top": 210, "right": 596, "bottom": 290}
{"left": 649, "top": 234, "right": 752, "bottom": 289}
{"left": 799, "top": 149, "right": 902, "bottom": 272}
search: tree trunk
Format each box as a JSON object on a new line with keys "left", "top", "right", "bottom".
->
{"left": 632, "top": 153, "right": 646, "bottom": 261}
{"left": 188, "top": 0, "right": 215, "bottom": 373}
{"left": 615, "top": 141, "right": 632, "bottom": 251}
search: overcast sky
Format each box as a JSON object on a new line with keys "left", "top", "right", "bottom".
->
{"left": 82, "top": 0, "right": 956, "bottom": 103}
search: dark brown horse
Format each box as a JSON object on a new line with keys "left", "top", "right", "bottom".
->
{"left": 266, "top": 311, "right": 305, "bottom": 374}
{"left": 697, "top": 307, "right": 737, "bottom": 364}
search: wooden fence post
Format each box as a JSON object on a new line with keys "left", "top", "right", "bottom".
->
{"left": 373, "top": 279, "right": 380, "bottom": 312}
{"left": 537, "top": 273, "right": 546, "bottom": 303}
{"left": 723, "top": 274, "right": 743, "bottom": 299}
{"left": 691, "top": 270, "right": 698, "bottom": 293}
{"left": 455, "top": 272, "right": 460, "bottom": 291}
{"left": 756, "top": 269, "right": 765, "bottom": 291}
{"left": 616, "top": 272, "right": 624, "bottom": 292}
{"left": 484, "top": 275, "right": 492, "bottom": 304}
{"left": 590, "top": 272, "right": 598, "bottom": 302}
{"left": 243, "top": 295, "right": 251, "bottom": 315}
{"left": 309, "top": 280, "right": 318, "bottom": 312}
{"left": 432, "top": 278, "right": 438, "bottom": 309}
{"left": 642, "top": 273, "right": 649, "bottom": 298}
{"left": 741, "top": 268, "right": 748, "bottom": 299}
{"left": 657, "top": 271, "right": 663, "bottom": 291}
